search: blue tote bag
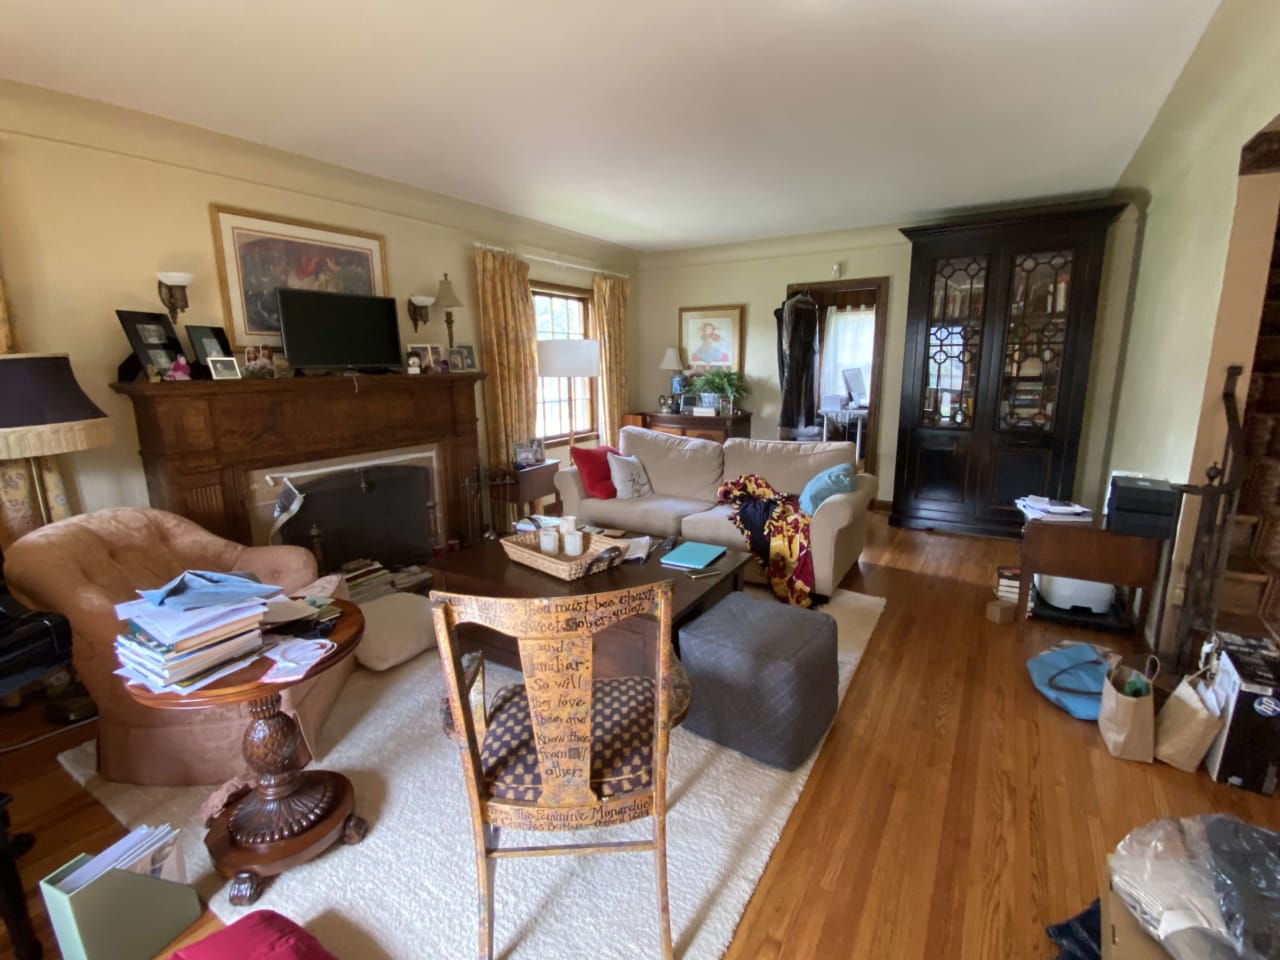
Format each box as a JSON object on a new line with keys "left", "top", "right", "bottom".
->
{"left": 1027, "top": 641, "right": 1112, "bottom": 720}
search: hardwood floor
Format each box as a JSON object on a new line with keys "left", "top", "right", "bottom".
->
{"left": 3, "top": 514, "right": 1278, "bottom": 958}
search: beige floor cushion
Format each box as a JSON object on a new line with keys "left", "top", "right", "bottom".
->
{"left": 355, "top": 592, "right": 436, "bottom": 671}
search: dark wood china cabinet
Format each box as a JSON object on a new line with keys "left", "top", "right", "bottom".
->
{"left": 891, "top": 204, "right": 1123, "bottom": 537}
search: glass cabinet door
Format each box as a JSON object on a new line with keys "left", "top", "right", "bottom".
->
{"left": 997, "top": 250, "right": 1073, "bottom": 431}
{"left": 921, "top": 255, "right": 987, "bottom": 428}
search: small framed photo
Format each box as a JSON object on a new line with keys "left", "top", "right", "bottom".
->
{"left": 449, "top": 344, "right": 478, "bottom": 371}
{"left": 530, "top": 438, "right": 546, "bottom": 463}
{"left": 243, "top": 345, "right": 277, "bottom": 379}
{"left": 118, "top": 310, "right": 183, "bottom": 380}
{"left": 185, "top": 324, "right": 233, "bottom": 368}
{"left": 513, "top": 442, "right": 538, "bottom": 467}
{"left": 209, "top": 356, "right": 242, "bottom": 380}
{"left": 406, "top": 348, "right": 424, "bottom": 374}
{"left": 409, "top": 342, "right": 448, "bottom": 373}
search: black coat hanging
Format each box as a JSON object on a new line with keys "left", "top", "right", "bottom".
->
{"left": 775, "top": 293, "right": 819, "bottom": 434}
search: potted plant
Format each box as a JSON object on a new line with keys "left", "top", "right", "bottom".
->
{"left": 689, "top": 369, "right": 750, "bottom": 412}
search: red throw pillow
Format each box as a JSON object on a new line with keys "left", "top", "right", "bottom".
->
{"left": 571, "top": 444, "right": 620, "bottom": 499}
{"left": 169, "top": 910, "right": 336, "bottom": 960}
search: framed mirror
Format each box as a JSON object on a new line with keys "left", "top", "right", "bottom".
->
{"left": 784, "top": 276, "right": 889, "bottom": 476}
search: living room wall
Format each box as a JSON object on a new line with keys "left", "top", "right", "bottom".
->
{"left": 0, "top": 80, "right": 636, "bottom": 516}
{"left": 632, "top": 212, "right": 1139, "bottom": 506}
{"left": 1109, "top": 0, "right": 1280, "bottom": 488}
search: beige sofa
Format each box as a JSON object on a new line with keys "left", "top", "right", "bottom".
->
{"left": 555, "top": 426, "right": 877, "bottom": 595}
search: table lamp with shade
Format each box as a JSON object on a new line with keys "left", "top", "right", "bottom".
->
{"left": 536, "top": 339, "right": 600, "bottom": 447}
{"left": 0, "top": 354, "right": 114, "bottom": 526}
{"left": 659, "top": 347, "right": 687, "bottom": 411}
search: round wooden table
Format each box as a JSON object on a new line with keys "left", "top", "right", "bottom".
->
{"left": 127, "top": 600, "right": 367, "bottom": 905}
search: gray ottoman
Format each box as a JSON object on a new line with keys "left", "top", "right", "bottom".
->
{"left": 678, "top": 592, "right": 838, "bottom": 769}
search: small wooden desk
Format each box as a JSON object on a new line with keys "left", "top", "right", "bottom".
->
{"left": 1016, "top": 521, "right": 1163, "bottom": 635}
{"left": 489, "top": 459, "right": 561, "bottom": 531}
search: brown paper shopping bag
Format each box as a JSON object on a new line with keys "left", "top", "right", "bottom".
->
{"left": 1155, "top": 669, "right": 1223, "bottom": 772}
{"left": 1098, "top": 658, "right": 1159, "bottom": 762}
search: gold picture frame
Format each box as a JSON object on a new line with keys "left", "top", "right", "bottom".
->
{"left": 210, "top": 204, "right": 389, "bottom": 351}
{"left": 678, "top": 304, "right": 745, "bottom": 373}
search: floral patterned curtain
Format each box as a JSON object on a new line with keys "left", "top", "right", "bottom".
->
{"left": 475, "top": 249, "right": 539, "bottom": 468}
{"left": 0, "top": 271, "right": 72, "bottom": 549}
{"left": 592, "top": 274, "right": 629, "bottom": 446}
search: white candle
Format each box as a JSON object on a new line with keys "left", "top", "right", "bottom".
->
{"left": 539, "top": 528, "right": 560, "bottom": 555}
{"left": 560, "top": 515, "right": 577, "bottom": 533}
{"left": 562, "top": 530, "right": 584, "bottom": 557}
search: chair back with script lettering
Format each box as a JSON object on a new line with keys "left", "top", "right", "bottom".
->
{"left": 431, "top": 581, "right": 675, "bottom": 960}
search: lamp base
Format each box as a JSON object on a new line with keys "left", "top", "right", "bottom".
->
{"left": 670, "top": 373, "right": 687, "bottom": 412}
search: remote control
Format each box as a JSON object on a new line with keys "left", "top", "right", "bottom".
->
{"left": 661, "top": 535, "right": 677, "bottom": 550}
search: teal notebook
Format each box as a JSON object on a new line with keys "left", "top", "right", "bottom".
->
{"left": 660, "top": 541, "right": 726, "bottom": 570}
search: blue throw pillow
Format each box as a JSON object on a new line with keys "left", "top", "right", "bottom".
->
{"left": 798, "top": 463, "right": 855, "bottom": 514}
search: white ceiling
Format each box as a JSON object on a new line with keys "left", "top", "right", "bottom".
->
{"left": 0, "top": 0, "right": 1219, "bottom": 251}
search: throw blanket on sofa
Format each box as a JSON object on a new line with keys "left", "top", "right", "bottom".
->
{"left": 717, "top": 474, "right": 814, "bottom": 607}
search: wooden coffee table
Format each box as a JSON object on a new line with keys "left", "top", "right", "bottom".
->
{"left": 428, "top": 538, "right": 752, "bottom": 676}
{"left": 126, "top": 600, "right": 367, "bottom": 905}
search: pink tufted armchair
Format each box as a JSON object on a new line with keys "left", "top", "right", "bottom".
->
{"left": 3, "top": 508, "right": 353, "bottom": 786}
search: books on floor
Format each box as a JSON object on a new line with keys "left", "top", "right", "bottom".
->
{"left": 1014, "top": 495, "right": 1093, "bottom": 523}
{"left": 341, "top": 558, "right": 394, "bottom": 605}
{"left": 660, "top": 541, "right": 726, "bottom": 570}
{"left": 53, "top": 823, "right": 184, "bottom": 894}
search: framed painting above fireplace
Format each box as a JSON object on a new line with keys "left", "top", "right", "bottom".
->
{"left": 210, "top": 204, "right": 388, "bottom": 351}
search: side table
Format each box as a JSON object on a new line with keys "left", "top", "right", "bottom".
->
{"left": 126, "top": 601, "right": 367, "bottom": 905}
{"left": 1015, "top": 521, "right": 1163, "bottom": 635}
{"left": 489, "top": 459, "right": 561, "bottom": 531}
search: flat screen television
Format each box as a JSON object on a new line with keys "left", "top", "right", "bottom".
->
{"left": 277, "top": 289, "right": 402, "bottom": 370}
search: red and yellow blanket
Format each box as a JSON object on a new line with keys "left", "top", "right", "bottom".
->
{"left": 716, "top": 474, "right": 814, "bottom": 607}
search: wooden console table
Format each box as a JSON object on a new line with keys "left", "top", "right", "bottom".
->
{"left": 624, "top": 411, "right": 752, "bottom": 443}
{"left": 112, "top": 373, "right": 483, "bottom": 545}
{"left": 1015, "top": 521, "right": 1164, "bottom": 634}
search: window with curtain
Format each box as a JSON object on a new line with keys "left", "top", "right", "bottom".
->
{"left": 819, "top": 306, "right": 876, "bottom": 407}
{"left": 533, "top": 286, "right": 596, "bottom": 440}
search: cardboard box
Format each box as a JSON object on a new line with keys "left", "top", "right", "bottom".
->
{"left": 986, "top": 599, "right": 1016, "bottom": 624}
{"left": 1102, "top": 875, "right": 1172, "bottom": 959}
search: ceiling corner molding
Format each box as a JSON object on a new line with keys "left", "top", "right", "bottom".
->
{"left": 1240, "top": 132, "right": 1280, "bottom": 175}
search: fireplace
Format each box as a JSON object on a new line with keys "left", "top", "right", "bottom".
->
{"left": 111, "top": 373, "right": 483, "bottom": 546}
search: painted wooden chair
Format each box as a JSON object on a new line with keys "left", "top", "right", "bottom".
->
{"left": 432, "top": 581, "right": 678, "bottom": 960}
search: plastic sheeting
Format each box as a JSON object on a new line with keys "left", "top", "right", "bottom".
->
{"left": 1109, "top": 815, "right": 1280, "bottom": 960}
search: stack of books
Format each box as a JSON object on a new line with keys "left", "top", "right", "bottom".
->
{"left": 341, "top": 558, "right": 394, "bottom": 604}
{"left": 114, "top": 597, "right": 268, "bottom": 694}
{"left": 1014, "top": 495, "right": 1093, "bottom": 523}
{"left": 994, "top": 566, "right": 1020, "bottom": 603}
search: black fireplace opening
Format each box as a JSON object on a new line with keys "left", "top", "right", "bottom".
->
{"left": 274, "top": 465, "right": 435, "bottom": 571}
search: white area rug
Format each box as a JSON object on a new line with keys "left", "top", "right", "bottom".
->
{"left": 60, "top": 588, "right": 884, "bottom": 959}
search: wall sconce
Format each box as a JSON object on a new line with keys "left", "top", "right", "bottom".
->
{"left": 406, "top": 294, "right": 435, "bottom": 332}
{"left": 435, "top": 273, "right": 464, "bottom": 347}
{"left": 156, "top": 271, "right": 195, "bottom": 325}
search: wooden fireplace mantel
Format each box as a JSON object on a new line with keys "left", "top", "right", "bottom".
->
{"left": 111, "top": 373, "right": 484, "bottom": 545}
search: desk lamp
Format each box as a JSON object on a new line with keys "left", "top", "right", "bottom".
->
{"left": 0, "top": 354, "right": 113, "bottom": 525}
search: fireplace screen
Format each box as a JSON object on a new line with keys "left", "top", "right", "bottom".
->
{"left": 273, "top": 465, "right": 434, "bottom": 571}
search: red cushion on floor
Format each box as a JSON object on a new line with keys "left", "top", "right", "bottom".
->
{"left": 570, "top": 444, "right": 620, "bottom": 499}
{"left": 168, "top": 910, "right": 337, "bottom": 960}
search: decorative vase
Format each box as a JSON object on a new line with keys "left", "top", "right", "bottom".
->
{"left": 699, "top": 392, "right": 722, "bottom": 409}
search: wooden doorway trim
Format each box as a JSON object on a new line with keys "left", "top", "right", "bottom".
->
{"left": 785, "top": 276, "right": 890, "bottom": 477}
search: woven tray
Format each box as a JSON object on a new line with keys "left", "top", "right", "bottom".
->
{"left": 499, "top": 531, "right": 628, "bottom": 581}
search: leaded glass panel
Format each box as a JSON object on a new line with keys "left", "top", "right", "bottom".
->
{"left": 922, "top": 255, "right": 987, "bottom": 428}
{"left": 997, "top": 250, "right": 1073, "bottom": 431}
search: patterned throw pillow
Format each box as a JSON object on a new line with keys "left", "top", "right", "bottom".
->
{"left": 607, "top": 452, "right": 654, "bottom": 499}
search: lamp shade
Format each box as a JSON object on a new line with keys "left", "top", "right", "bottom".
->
{"left": 658, "top": 347, "right": 683, "bottom": 371}
{"left": 0, "top": 354, "right": 113, "bottom": 459}
{"left": 155, "top": 271, "right": 195, "bottom": 287}
{"left": 435, "top": 274, "right": 463, "bottom": 310}
{"left": 409, "top": 294, "right": 435, "bottom": 307}
{"left": 537, "top": 339, "right": 600, "bottom": 378}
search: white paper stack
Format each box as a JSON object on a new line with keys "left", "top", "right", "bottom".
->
{"left": 1015, "top": 495, "right": 1093, "bottom": 523}
{"left": 54, "top": 824, "right": 184, "bottom": 894}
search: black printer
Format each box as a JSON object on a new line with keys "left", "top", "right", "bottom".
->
{"left": 1107, "top": 475, "right": 1179, "bottom": 539}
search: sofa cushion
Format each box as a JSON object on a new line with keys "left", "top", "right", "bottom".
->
{"left": 169, "top": 909, "right": 336, "bottom": 960}
{"left": 723, "top": 437, "right": 855, "bottom": 496}
{"left": 799, "top": 463, "right": 856, "bottom": 515}
{"left": 577, "top": 495, "right": 714, "bottom": 537}
{"left": 608, "top": 452, "right": 654, "bottom": 499}
{"left": 619, "top": 427, "right": 723, "bottom": 501}
{"left": 680, "top": 504, "right": 746, "bottom": 549}
{"left": 570, "top": 444, "right": 620, "bottom": 499}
